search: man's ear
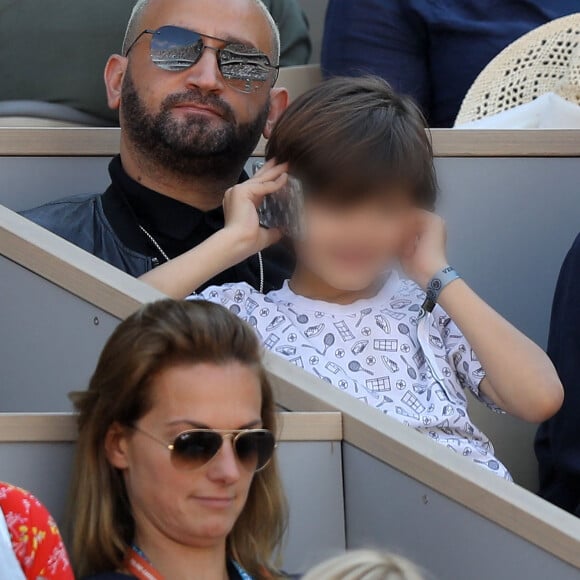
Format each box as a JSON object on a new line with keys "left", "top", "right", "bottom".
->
{"left": 105, "top": 422, "right": 131, "bottom": 470}
{"left": 104, "top": 55, "right": 128, "bottom": 111}
{"left": 263, "top": 87, "right": 289, "bottom": 139}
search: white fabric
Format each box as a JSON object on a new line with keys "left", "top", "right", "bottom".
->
{"left": 455, "top": 92, "right": 580, "bottom": 129}
{"left": 194, "top": 272, "right": 512, "bottom": 479}
{"left": 0, "top": 507, "right": 26, "bottom": 580}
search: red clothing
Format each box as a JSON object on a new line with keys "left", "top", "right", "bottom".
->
{"left": 0, "top": 483, "right": 74, "bottom": 579}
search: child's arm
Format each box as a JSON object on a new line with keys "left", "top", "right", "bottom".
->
{"left": 140, "top": 161, "right": 288, "bottom": 298}
{"left": 403, "top": 210, "right": 563, "bottom": 423}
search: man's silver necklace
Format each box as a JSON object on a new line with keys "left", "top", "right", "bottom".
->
{"left": 138, "top": 224, "right": 265, "bottom": 294}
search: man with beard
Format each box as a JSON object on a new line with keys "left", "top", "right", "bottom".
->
{"left": 21, "top": 0, "right": 292, "bottom": 292}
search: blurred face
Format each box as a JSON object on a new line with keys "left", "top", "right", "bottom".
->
{"left": 294, "top": 189, "right": 415, "bottom": 292}
{"left": 107, "top": 362, "right": 263, "bottom": 549}
{"left": 108, "top": 0, "right": 282, "bottom": 178}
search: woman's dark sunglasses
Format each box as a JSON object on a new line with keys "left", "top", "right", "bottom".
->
{"left": 125, "top": 25, "right": 279, "bottom": 94}
{"left": 132, "top": 425, "right": 276, "bottom": 472}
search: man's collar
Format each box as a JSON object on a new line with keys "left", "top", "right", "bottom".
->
{"left": 107, "top": 155, "right": 248, "bottom": 240}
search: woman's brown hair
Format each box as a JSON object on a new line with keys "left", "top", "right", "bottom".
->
{"left": 266, "top": 75, "right": 437, "bottom": 208}
{"left": 69, "top": 299, "right": 287, "bottom": 579}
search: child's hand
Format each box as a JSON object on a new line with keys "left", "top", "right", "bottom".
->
{"left": 401, "top": 210, "right": 449, "bottom": 290}
{"left": 222, "top": 160, "right": 288, "bottom": 259}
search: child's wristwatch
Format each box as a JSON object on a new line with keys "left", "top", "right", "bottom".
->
{"left": 423, "top": 265, "right": 461, "bottom": 312}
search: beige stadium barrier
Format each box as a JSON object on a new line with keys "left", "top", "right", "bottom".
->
{"left": 2, "top": 194, "right": 580, "bottom": 578}
{"left": 0, "top": 411, "right": 345, "bottom": 573}
{"left": 277, "top": 64, "right": 322, "bottom": 101}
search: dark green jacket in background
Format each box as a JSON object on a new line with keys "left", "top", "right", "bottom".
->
{"left": 0, "top": 0, "right": 311, "bottom": 124}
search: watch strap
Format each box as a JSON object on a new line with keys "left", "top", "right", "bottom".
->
{"left": 423, "top": 266, "right": 461, "bottom": 312}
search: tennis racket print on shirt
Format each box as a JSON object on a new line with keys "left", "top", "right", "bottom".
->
{"left": 355, "top": 307, "right": 372, "bottom": 327}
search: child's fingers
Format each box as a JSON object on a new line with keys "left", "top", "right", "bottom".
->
{"left": 252, "top": 161, "right": 289, "bottom": 184}
{"left": 247, "top": 173, "right": 288, "bottom": 206}
{"left": 419, "top": 209, "right": 445, "bottom": 229}
{"left": 400, "top": 234, "right": 418, "bottom": 259}
{"left": 409, "top": 208, "right": 432, "bottom": 232}
{"left": 253, "top": 158, "right": 277, "bottom": 178}
{"left": 408, "top": 210, "right": 446, "bottom": 245}
{"left": 225, "top": 173, "right": 288, "bottom": 221}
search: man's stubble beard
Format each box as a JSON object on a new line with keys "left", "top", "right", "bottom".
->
{"left": 120, "top": 70, "right": 270, "bottom": 182}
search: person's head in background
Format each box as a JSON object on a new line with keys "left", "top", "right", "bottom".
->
{"left": 104, "top": 0, "right": 288, "bottom": 206}
{"left": 303, "top": 550, "right": 425, "bottom": 580}
{"left": 70, "top": 300, "right": 287, "bottom": 579}
{"left": 266, "top": 76, "right": 436, "bottom": 298}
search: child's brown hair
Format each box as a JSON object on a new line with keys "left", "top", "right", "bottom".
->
{"left": 266, "top": 76, "right": 437, "bottom": 208}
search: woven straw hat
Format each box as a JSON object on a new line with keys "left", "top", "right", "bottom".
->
{"left": 455, "top": 13, "right": 580, "bottom": 125}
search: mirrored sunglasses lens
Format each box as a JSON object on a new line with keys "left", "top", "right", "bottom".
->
{"left": 235, "top": 431, "right": 275, "bottom": 471}
{"left": 219, "top": 49, "right": 273, "bottom": 93}
{"left": 221, "top": 66, "right": 273, "bottom": 93}
{"left": 172, "top": 431, "right": 222, "bottom": 469}
{"left": 151, "top": 26, "right": 204, "bottom": 71}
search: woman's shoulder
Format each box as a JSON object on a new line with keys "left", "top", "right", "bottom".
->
{"left": 0, "top": 481, "right": 39, "bottom": 508}
{"left": 0, "top": 482, "right": 57, "bottom": 534}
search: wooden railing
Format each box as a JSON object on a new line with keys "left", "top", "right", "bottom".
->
{"left": 0, "top": 412, "right": 343, "bottom": 443}
{"left": 1, "top": 128, "right": 580, "bottom": 158}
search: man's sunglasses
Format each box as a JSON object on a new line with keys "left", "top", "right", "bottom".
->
{"left": 132, "top": 425, "right": 276, "bottom": 472}
{"left": 125, "top": 25, "right": 279, "bottom": 94}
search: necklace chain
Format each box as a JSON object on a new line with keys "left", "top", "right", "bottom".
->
{"left": 139, "top": 225, "right": 170, "bottom": 262}
{"left": 138, "top": 224, "right": 264, "bottom": 294}
{"left": 257, "top": 249, "right": 265, "bottom": 294}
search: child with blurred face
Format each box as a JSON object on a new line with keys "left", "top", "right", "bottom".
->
{"left": 142, "top": 76, "right": 563, "bottom": 480}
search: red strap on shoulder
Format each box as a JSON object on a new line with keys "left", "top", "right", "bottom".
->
{"left": 124, "top": 548, "right": 164, "bottom": 580}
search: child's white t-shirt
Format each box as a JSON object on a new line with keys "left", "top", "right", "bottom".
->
{"left": 193, "top": 272, "right": 511, "bottom": 479}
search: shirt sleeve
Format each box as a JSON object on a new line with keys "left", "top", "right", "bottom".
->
{"left": 321, "top": 0, "right": 431, "bottom": 119}
{"left": 433, "top": 306, "right": 503, "bottom": 412}
{"left": 0, "top": 483, "right": 74, "bottom": 580}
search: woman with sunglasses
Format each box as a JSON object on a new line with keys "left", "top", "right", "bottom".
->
{"left": 70, "top": 299, "right": 287, "bottom": 580}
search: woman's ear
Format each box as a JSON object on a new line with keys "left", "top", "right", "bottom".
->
{"left": 263, "top": 87, "right": 289, "bottom": 139}
{"left": 105, "top": 422, "right": 131, "bottom": 469}
{"left": 104, "top": 54, "right": 128, "bottom": 111}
